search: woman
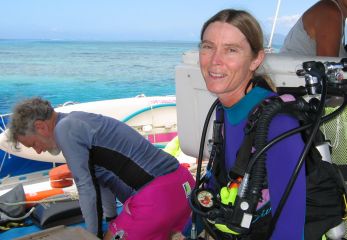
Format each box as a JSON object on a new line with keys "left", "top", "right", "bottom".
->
{"left": 197, "top": 9, "right": 306, "bottom": 239}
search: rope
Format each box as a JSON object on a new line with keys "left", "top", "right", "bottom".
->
{"left": 0, "top": 207, "right": 35, "bottom": 221}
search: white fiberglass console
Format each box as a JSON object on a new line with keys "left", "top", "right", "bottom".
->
{"left": 175, "top": 51, "right": 343, "bottom": 159}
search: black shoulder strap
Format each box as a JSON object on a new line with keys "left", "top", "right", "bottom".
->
{"left": 213, "top": 93, "right": 273, "bottom": 184}
{"left": 229, "top": 131, "right": 255, "bottom": 178}
{"left": 210, "top": 104, "right": 228, "bottom": 187}
{"left": 228, "top": 98, "right": 266, "bottom": 178}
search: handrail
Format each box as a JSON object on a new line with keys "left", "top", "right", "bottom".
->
{"left": 0, "top": 114, "right": 11, "bottom": 174}
{"left": 121, "top": 103, "right": 176, "bottom": 123}
{"left": 0, "top": 114, "right": 11, "bottom": 133}
{"left": 121, "top": 103, "right": 176, "bottom": 145}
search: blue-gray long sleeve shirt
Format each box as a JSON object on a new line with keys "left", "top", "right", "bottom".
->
{"left": 54, "top": 111, "right": 179, "bottom": 234}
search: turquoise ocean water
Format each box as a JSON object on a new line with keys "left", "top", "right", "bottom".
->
{"left": 0, "top": 40, "right": 198, "bottom": 114}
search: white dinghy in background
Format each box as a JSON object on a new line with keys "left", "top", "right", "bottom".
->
{"left": 0, "top": 95, "right": 177, "bottom": 163}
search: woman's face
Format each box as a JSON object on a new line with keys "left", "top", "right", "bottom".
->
{"left": 199, "top": 21, "right": 264, "bottom": 106}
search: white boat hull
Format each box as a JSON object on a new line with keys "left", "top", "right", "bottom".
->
{"left": 0, "top": 95, "right": 177, "bottom": 163}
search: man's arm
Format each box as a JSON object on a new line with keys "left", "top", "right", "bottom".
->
{"left": 55, "top": 118, "right": 100, "bottom": 235}
{"left": 304, "top": 1, "right": 343, "bottom": 56}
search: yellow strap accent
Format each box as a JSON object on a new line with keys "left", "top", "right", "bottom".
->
{"left": 220, "top": 186, "right": 238, "bottom": 205}
{"left": 342, "top": 194, "right": 347, "bottom": 220}
{"left": 214, "top": 223, "right": 240, "bottom": 235}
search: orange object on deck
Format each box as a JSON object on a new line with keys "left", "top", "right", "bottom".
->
{"left": 49, "top": 164, "right": 74, "bottom": 188}
{"left": 25, "top": 188, "right": 64, "bottom": 202}
{"left": 180, "top": 163, "right": 190, "bottom": 169}
{"left": 25, "top": 188, "right": 64, "bottom": 207}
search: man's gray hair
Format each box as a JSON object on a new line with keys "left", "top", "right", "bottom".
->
{"left": 7, "top": 97, "right": 54, "bottom": 144}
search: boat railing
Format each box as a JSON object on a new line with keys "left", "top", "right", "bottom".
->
{"left": 132, "top": 123, "right": 177, "bottom": 132}
{"left": 121, "top": 102, "right": 176, "bottom": 122}
{"left": 55, "top": 101, "right": 79, "bottom": 107}
{"left": 0, "top": 113, "right": 12, "bottom": 175}
{"left": 0, "top": 113, "right": 11, "bottom": 133}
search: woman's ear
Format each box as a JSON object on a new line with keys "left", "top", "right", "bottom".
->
{"left": 250, "top": 50, "right": 265, "bottom": 72}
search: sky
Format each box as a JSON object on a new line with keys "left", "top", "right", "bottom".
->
{"left": 0, "top": 0, "right": 318, "bottom": 43}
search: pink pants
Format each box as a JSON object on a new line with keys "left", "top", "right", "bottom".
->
{"left": 109, "top": 165, "right": 195, "bottom": 240}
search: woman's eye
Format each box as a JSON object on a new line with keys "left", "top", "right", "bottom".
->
{"left": 200, "top": 43, "right": 213, "bottom": 50}
{"left": 226, "top": 47, "right": 237, "bottom": 53}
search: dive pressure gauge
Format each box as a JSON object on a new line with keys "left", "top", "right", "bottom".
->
{"left": 196, "top": 189, "right": 215, "bottom": 209}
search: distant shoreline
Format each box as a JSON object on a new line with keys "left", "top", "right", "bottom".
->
{"left": 0, "top": 37, "right": 284, "bottom": 47}
{"left": 0, "top": 39, "right": 282, "bottom": 51}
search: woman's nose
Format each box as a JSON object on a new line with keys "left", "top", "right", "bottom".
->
{"left": 211, "top": 48, "right": 223, "bottom": 65}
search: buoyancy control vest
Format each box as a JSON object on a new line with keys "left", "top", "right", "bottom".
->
{"left": 191, "top": 94, "right": 347, "bottom": 240}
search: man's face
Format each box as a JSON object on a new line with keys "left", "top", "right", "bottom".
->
{"left": 17, "top": 133, "right": 61, "bottom": 156}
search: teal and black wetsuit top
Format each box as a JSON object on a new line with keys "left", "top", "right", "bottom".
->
{"left": 54, "top": 111, "right": 179, "bottom": 235}
{"left": 222, "top": 87, "right": 306, "bottom": 239}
